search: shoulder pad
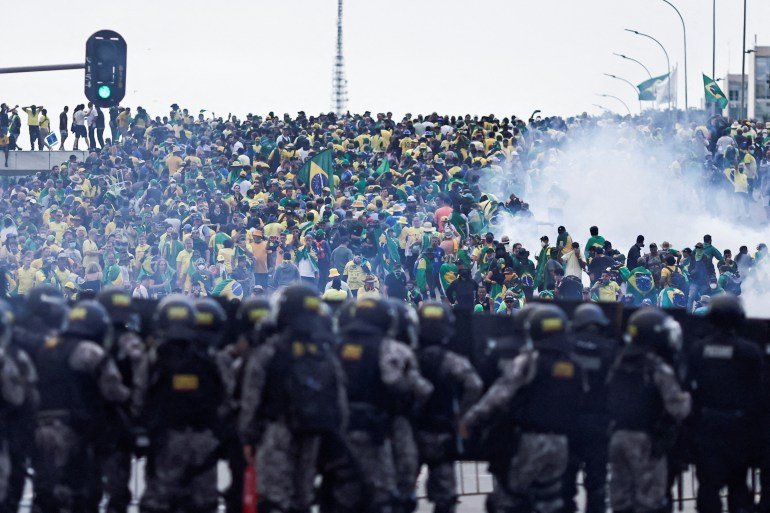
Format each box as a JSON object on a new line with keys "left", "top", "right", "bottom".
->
{"left": 70, "top": 341, "right": 107, "bottom": 373}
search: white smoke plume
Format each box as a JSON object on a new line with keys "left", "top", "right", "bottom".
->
{"left": 478, "top": 117, "right": 770, "bottom": 317}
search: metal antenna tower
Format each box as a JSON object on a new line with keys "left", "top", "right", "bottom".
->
{"left": 332, "top": 0, "right": 348, "bottom": 116}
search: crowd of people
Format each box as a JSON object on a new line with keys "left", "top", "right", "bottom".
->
{"left": 0, "top": 282, "right": 768, "bottom": 513}
{"left": 0, "top": 104, "right": 768, "bottom": 317}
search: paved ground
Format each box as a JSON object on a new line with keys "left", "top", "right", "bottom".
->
{"left": 18, "top": 460, "right": 706, "bottom": 513}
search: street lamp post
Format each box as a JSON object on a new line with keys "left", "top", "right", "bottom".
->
{"left": 604, "top": 73, "right": 642, "bottom": 112}
{"left": 613, "top": 53, "right": 653, "bottom": 79}
{"left": 598, "top": 93, "right": 632, "bottom": 116}
{"left": 660, "top": 0, "right": 688, "bottom": 113}
{"left": 741, "top": 0, "right": 748, "bottom": 119}
{"left": 625, "top": 29, "right": 671, "bottom": 110}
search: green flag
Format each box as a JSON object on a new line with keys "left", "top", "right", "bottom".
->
{"left": 375, "top": 158, "right": 390, "bottom": 176}
{"left": 297, "top": 149, "right": 334, "bottom": 195}
{"left": 703, "top": 74, "right": 728, "bottom": 109}
{"left": 637, "top": 73, "right": 670, "bottom": 101}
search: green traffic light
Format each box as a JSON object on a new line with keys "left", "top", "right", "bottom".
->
{"left": 98, "top": 85, "right": 112, "bottom": 99}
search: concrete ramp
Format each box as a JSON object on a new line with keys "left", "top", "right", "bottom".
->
{"left": 0, "top": 150, "right": 88, "bottom": 176}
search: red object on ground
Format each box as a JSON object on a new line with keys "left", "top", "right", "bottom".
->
{"left": 243, "top": 462, "right": 258, "bottom": 513}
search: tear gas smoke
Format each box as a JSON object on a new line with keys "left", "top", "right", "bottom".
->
{"left": 478, "top": 119, "right": 770, "bottom": 317}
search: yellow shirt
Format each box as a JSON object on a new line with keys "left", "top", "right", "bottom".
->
{"left": 48, "top": 221, "right": 68, "bottom": 243}
{"left": 17, "top": 267, "right": 44, "bottom": 295}
{"left": 176, "top": 249, "right": 194, "bottom": 276}
{"left": 23, "top": 108, "right": 40, "bottom": 126}
{"left": 248, "top": 241, "right": 269, "bottom": 273}
{"left": 595, "top": 281, "right": 621, "bottom": 302}
{"left": 166, "top": 154, "right": 184, "bottom": 174}
{"left": 117, "top": 111, "right": 130, "bottom": 128}
{"left": 39, "top": 115, "right": 50, "bottom": 130}
{"left": 322, "top": 288, "right": 348, "bottom": 301}
{"left": 82, "top": 239, "right": 100, "bottom": 269}
{"left": 343, "top": 261, "right": 367, "bottom": 291}
{"left": 356, "top": 287, "right": 381, "bottom": 299}
{"left": 134, "top": 243, "right": 150, "bottom": 270}
{"left": 219, "top": 247, "right": 235, "bottom": 273}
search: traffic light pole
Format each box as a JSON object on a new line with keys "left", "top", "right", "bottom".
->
{"left": 0, "top": 63, "right": 85, "bottom": 75}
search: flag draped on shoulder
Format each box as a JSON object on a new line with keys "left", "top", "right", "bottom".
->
{"left": 703, "top": 74, "right": 728, "bottom": 109}
{"left": 637, "top": 73, "right": 670, "bottom": 101}
{"left": 297, "top": 149, "right": 334, "bottom": 195}
{"left": 211, "top": 278, "right": 244, "bottom": 300}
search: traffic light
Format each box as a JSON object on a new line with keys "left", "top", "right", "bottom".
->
{"left": 85, "top": 30, "right": 126, "bottom": 107}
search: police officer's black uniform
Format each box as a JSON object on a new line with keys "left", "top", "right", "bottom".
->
{"left": 687, "top": 295, "right": 763, "bottom": 513}
{"left": 562, "top": 304, "right": 616, "bottom": 513}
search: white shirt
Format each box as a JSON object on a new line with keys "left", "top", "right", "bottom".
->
{"left": 73, "top": 110, "right": 86, "bottom": 126}
{"left": 297, "top": 257, "right": 315, "bottom": 278}
{"left": 562, "top": 249, "right": 584, "bottom": 279}
{"left": 132, "top": 284, "right": 149, "bottom": 298}
{"left": 86, "top": 108, "right": 97, "bottom": 127}
{"left": 716, "top": 135, "right": 734, "bottom": 155}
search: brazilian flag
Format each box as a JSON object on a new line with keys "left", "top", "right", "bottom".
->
{"left": 703, "top": 74, "right": 728, "bottom": 109}
{"left": 297, "top": 149, "right": 334, "bottom": 196}
{"left": 637, "top": 73, "right": 670, "bottom": 101}
{"left": 211, "top": 278, "right": 244, "bottom": 300}
{"left": 375, "top": 158, "right": 390, "bottom": 176}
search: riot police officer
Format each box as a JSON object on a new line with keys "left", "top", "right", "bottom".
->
{"left": 195, "top": 297, "right": 244, "bottom": 513}
{"left": 461, "top": 304, "right": 583, "bottom": 513}
{"left": 239, "top": 285, "right": 347, "bottom": 513}
{"left": 607, "top": 308, "right": 691, "bottom": 513}
{"left": 388, "top": 300, "right": 433, "bottom": 513}
{"left": 32, "top": 300, "right": 129, "bottom": 513}
{"left": 97, "top": 287, "right": 148, "bottom": 513}
{"left": 562, "top": 304, "right": 617, "bottom": 513}
{"left": 0, "top": 300, "right": 26, "bottom": 507}
{"left": 335, "top": 298, "right": 427, "bottom": 513}
{"left": 2, "top": 285, "right": 64, "bottom": 513}
{"left": 687, "top": 295, "right": 762, "bottom": 513}
{"left": 415, "top": 301, "right": 482, "bottom": 513}
{"left": 140, "top": 295, "right": 224, "bottom": 513}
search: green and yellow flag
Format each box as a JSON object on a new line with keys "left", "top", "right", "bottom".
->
{"left": 297, "top": 149, "right": 334, "bottom": 195}
{"left": 375, "top": 157, "right": 390, "bottom": 176}
{"left": 211, "top": 278, "right": 244, "bottom": 300}
{"left": 637, "top": 73, "right": 670, "bottom": 101}
{"left": 703, "top": 74, "right": 728, "bottom": 109}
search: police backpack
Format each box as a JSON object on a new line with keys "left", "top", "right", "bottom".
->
{"left": 280, "top": 339, "right": 342, "bottom": 434}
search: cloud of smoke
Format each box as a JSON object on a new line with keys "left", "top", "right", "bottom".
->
{"left": 478, "top": 119, "right": 770, "bottom": 317}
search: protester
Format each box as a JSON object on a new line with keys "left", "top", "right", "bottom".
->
{"left": 0, "top": 105, "right": 764, "bottom": 314}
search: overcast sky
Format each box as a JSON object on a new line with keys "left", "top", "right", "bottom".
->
{"left": 2, "top": 0, "right": 768, "bottom": 119}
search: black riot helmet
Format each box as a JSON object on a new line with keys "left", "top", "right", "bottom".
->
{"left": 153, "top": 294, "right": 197, "bottom": 341}
{"left": 0, "top": 299, "right": 14, "bottom": 349}
{"left": 572, "top": 303, "right": 610, "bottom": 332}
{"left": 27, "top": 284, "right": 67, "bottom": 330}
{"left": 98, "top": 287, "right": 139, "bottom": 332}
{"left": 525, "top": 304, "right": 569, "bottom": 343}
{"left": 624, "top": 307, "right": 682, "bottom": 355}
{"left": 195, "top": 297, "right": 227, "bottom": 331}
{"left": 270, "top": 284, "right": 324, "bottom": 332}
{"left": 335, "top": 300, "right": 357, "bottom": 333}
{"left": 342, "top": 298, "right": 396, "bottom": 336}
{"left": 707, "top": 294, "right": 745, "bottom": 330}
{"left": 62, "top": 300, "right": 113, "bottom": 347}
{"left": 389, "top": 299, "right": 419, "bottom": 349}
{"left": 234, "top": 297, "right": 271, "bottom": 336}
{"left": 417, "top": 301, "right": 455, "bottom": 346}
